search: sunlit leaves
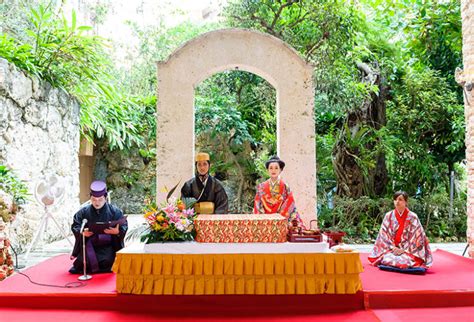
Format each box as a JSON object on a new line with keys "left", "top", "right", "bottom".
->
{"left": 1, "top": 3, "right": 149, "bottom": 150}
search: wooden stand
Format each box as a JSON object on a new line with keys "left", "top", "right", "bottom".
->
{"left": 288, "top": 233, "right": 322, "bottom": 242}
{"left": 288, "top": 219, "right": 323, "bottom": 243}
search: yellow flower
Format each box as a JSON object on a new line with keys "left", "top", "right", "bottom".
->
{"left": 156, "top": 215, "right": 165, "bottom": 222}
{"left": 144, "top": 210, "right": 155, "bottom": 218}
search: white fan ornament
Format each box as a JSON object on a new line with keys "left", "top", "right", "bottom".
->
{"left": 24, "top": 175, "right": 72, "bottom": 260}
{"left": 35, "top": 175, "right": 65, "bottom": 207}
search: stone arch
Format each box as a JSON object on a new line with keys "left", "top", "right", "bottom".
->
{"left": 156, "top": 28, "right": 316, "bottom": 225}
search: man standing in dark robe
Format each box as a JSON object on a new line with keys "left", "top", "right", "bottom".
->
{"left": 69, "top": 180, "right": 127, "bottom": 274}
{"left": 181, "top": 152, "right": 229, "bottom": 214}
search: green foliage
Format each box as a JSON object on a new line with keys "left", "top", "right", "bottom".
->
{"left": 195, "top": 71, "right": 274, "bottom": 147}
{"left": 0, "top": 165, "right": 29, "bottom": 205}
{"left": 0, "top": 2, "right": 148, "bottom": 150}
{"left": 116, "top": 20, "right": 222, "bottom": 97}
{"left": 121, "top": 172, "right": 140, "bottom": 189}
{"left": 25, "top": 5, "right": 96, "bottom": 88}
{"left": 318, "top": 196, "right": 392, "bottom": 243}
{"left": 359, "top": 0, "right": 464, "bottom": 195}
{"left": 407, "top": 1, "right": 462, "bottom": 85}
{"left": 224, "top": 0, "right": 399, "bottom": 194}
{"left": 223, "top": 0, "right": 369, "bottom": 202}
{"left": 195, "top": 82, "right": 254, "bottom": 180}
{"left": 316, "top": 131, "right": 337, "bottom": 200}
{"left": 386, "top": 67, "right": 465, "bottom": 195}
{"left": 409, "top": 192, "right": 467, "bottom": 242}
{"left": 138, "top": 147, "right": 156, "bottom": 159}
{"left": 195, "top": 97, "right": 253, "bottom": 147}
{"left": 319, "top": 194, "right": 466, "bottom": 243}
{"left": 195, "top": 70, "right": 276, "bottom": 188}
{"left": 362, "top": 0, "right": 462, "bottom": 91}
{"left": 0, "top": 34, "right": 37, "bottom": 75}
{"left": 225, "top": 0, "right": 367, "bottom": 114}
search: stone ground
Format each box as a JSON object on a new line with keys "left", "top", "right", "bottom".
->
{"left": 13, "top": 214, "right": 470, "bottom": 270}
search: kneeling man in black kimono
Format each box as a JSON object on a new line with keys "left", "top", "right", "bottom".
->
{"left": 69, "top": 180, "right": 127, "bottom": 274}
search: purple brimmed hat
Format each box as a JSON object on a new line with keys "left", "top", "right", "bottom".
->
{"left": 90, "top": 180, "right": 107, "bottom": 197}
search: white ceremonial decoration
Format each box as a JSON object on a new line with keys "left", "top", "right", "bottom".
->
{"left": 24, "top": 174, "right": 72, "bottom": 260}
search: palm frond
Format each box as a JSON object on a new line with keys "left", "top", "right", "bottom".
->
{"left": 125, "top": 223, "right": 150, "bottom": 242}
{"left": 166, "top": 180, "right": 181, "bottom": 202}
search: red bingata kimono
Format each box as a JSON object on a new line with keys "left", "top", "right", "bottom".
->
{"left": 368, "top": 208, "right": 433, "bottom": 269}
{"left": 253, "top": 179, "right": 304, "bottom": 227}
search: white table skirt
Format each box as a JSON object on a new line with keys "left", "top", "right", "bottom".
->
{"left": 119, "top": 241, "right": 329, "bottom": 254}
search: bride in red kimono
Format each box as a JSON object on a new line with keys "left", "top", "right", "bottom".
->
{"left": 369, "top": 191, "right": 433, "bottom": 269}
{"left": 253, "top": 156, "right": 304, "bottom": 227}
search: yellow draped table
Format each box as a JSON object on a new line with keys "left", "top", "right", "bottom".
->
{"left": 113, "top": 242, "right": 363, "bottom": 295}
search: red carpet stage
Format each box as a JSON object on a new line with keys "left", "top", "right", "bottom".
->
{"left": 0, "top": 250, "right": 472, "bottom": 321}
{"left": 360, "top": 250, "right": 474, "bottom": 309}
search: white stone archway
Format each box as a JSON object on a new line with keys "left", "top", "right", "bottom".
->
{"left": 156, "top": 28, "right": 316, "bottom": 225}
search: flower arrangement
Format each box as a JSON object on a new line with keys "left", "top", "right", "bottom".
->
{"left": 135, "top": 196, "right": 196, "bottom": 244}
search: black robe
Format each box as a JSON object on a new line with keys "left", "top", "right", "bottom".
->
{"left": 70, "top": 203, "right": 127, "bottom": 273}
{"left": 181, "top": 175, "right": 229, "bottom": 214}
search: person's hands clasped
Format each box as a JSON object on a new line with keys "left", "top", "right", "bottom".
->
{"left": 104, "top": 224, "right": 120, "bottom": 235}
{"left": 392, "top": 246, "right": 405, "bottom": 256}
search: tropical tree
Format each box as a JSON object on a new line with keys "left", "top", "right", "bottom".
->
{"left": 386, "top": 68, "right": 464, "bottom": 195}
{"left": 362, "top": 0, "right": 465, "bottom": 194}
{"left": 224, "top": 0, "right": 395, "bottom": 198}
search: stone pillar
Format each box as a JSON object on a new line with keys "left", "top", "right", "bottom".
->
{"left": 460, "top": 0, "right": 474, "bottom": 258}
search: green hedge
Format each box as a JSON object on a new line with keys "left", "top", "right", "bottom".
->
{"left": 318, "top": 193, "right": 467, "bottom": 243}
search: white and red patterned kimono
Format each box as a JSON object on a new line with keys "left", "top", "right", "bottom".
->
{"left": 253, "top": 179, "right": 304, "bottom": 227}
{"left": 368, "top": 208, "right": 433, "bottom": 269}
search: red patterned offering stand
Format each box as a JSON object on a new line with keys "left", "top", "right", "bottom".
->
{"left": 195, "top": 214, "right": 288, "bottom": 243}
